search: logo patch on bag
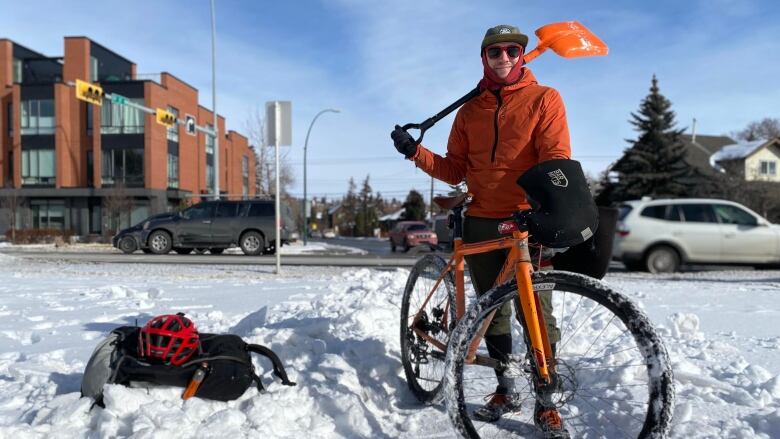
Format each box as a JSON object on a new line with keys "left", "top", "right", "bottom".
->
{"left": 548, "top": 169, "right": 568, "bottom": 187}
{"left": 581, "top": 227, "right": 594, "bottom": 240}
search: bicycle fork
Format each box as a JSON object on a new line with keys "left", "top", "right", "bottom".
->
{"left": 515, "top": 261, "right": 554, "bottom": 385}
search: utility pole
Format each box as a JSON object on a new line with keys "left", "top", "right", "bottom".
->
{"left": 429, "top": 175, "right": 434, "bottom": 223}
{"left": 210, "top": 0, "right": 219, "bottom": 200}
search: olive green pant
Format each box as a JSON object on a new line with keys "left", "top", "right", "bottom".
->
{"left": 463, "top": 216, "right": 561, "bottom": 344}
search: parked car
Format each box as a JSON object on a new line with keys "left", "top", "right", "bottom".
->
{"left": 322, "top": 229, "right": 336, "bottom": 239}
{"left": 389, "top": 221, "right": 438, "bottom": 252}
{"left": 112, "top": 199, "right": 294, "bottom": 255}
{"left": 613, "top": 198, "right": 780, "bottom": 273}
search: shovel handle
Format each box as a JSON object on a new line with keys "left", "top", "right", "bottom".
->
{"left": 400, "top": 86, "right": 481, "bottom": 145}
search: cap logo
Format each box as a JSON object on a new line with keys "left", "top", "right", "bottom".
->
{"left": 499, "top": 27, "right": 512, "bottom": 34}
{"left": 548, "top": 169, "right": 568, "bottom": 187}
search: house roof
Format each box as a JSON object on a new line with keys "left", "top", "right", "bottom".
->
{"left": 680, "top": 134, "right": 736, "bottom": 173}
{"left": 711, "top": 139, "right": 767, "bottom": 164}
{"left": 379, "top": 208, "right": 405, "bottom": 221}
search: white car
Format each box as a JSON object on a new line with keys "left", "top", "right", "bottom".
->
{"left": 614, "top": 198, "right": 780, "bottom": 273}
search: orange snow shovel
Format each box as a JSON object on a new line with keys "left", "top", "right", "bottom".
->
{"left": 398, "top": 21, "right": 608, "bottom": 144}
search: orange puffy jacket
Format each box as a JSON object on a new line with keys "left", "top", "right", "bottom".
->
{"left": 411, "top": 67, "right": 571, "bottom": 218}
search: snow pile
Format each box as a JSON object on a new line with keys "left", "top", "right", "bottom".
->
{"left": 0, "top": 260, "right": 778, "bottom": 437}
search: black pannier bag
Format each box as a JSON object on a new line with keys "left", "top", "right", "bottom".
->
{"left": 81, "top": 326, "right": 295, "bottom": 405}
{"left": 552, "top": 205, "right": 618, "bottom": 279}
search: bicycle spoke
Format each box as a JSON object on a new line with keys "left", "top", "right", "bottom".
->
{"left": 572, "top": 314, "right": 617, "bottom": 365}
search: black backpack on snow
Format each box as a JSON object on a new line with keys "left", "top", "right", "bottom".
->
{"left": 81, "top": 326, "right": 296, "bottom": 405}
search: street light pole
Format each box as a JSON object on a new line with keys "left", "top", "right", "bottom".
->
{"left": 303, "top": 108, "right": 339, "bottom": 245}
{"left": 210, "top": 0, "right": 219, "bottom": 200}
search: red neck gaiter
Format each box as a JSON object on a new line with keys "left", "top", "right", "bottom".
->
{"left": 478, "top": 50, "right": 525, "bottom": 92}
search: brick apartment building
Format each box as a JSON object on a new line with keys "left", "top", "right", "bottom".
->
{"left": 0, "top": 37, "right": 256, "bottom": 239}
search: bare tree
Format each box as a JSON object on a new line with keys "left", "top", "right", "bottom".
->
{"left": 0, "top": 191, "right": 25, "bottom": 243}
{"left": 733, "top": 118, "right": 780, "bottom": 142}
{"left": 102, "top": 184, "right": 134, "bottom": 240}
{"left": 245, "top": 106, "right": 295, "bottom": 196}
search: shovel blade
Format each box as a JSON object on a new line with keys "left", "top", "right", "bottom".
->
{"left": 536, "top": 21, "right": 608, "bottom": 58}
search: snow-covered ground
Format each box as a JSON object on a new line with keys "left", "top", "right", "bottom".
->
{"left": 0, "top": 253, "right": 778, "bottom": 438}
{"left": 0, "top": 241, "right": 367, "bottom": 255}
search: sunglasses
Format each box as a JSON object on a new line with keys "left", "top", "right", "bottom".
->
{"left": 486, "top": 45, "right": 522, "bottom": 59}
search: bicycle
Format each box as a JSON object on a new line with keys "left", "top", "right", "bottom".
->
{"left": 400, "top": 193, "right": 675, "bottom": 438}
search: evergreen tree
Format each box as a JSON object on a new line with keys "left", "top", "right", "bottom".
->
{"left": 355, "top": 175, "right": 379, "bottom": 236}
{"left": 601, "top": 75, "right": 700, "bottom": 203}
{"left": 402, "top": 190, "right": 426, "bottom": 221}
{"left": 339, "top": 178, "right": 358, "bottom": 236}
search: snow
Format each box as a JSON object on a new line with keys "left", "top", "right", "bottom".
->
{"left": 710, "top": 139, "right": 765, "bottom": 163}
{"left": 0, "top": 254, "right": 778, "bottom": 438}
{"left": 0, "top": 241, "right": 368, "bottom": 255}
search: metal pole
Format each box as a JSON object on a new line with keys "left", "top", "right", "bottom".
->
{"left": 210, "top": 0, "right": 219, "bottom": 200}
{"left": 275, "top": 102, "right": 281, "bottom": 274}
{"left": 430, "top": 175, "right": 434, "bottom": 223}
{"left": 303, "top": 108, "right": 339, "bottom": 246}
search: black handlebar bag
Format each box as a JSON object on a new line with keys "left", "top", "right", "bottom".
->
{"left": 517, "top": 159, "right": 616, "bottom": 278}
{"left": 517, "top": 159, "right": 599, "bottom": 249}
{"left": 81, "top": 326, "right": 295, "bottom": 406}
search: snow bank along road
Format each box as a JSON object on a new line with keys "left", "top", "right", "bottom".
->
{"left": 0, "top": 253, "right": 778, "bottom": 438}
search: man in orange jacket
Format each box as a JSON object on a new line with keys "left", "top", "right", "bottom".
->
{"left": 392, "top": 25, "right": 568, "bottom": 435}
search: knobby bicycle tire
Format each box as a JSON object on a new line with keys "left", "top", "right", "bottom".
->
{"left": 444, "top": 270, "right": 675, "bottom": 438}
{"left": 400, "top": 255, "right": 457, "bottom": 403}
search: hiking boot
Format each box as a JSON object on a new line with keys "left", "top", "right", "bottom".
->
{"left": 534, "top": 403, "right": 570, "bottom": 438}
{"left": 472, "top": 392, "right": 521, "bottom": 422}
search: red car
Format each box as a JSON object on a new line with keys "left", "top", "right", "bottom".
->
{"left": 389, "top": 221, "right": 438, "bottom": 252}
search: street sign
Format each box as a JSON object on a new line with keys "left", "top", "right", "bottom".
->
{"left": 110, "top": 93, "right": 128, "bottom": 105}
{"left": 184, "top": 115, "right": 196, "bottom": 136}
{"left": 265, "top": 101, "right": 292, "bottom": 146}
{"left": 75, "top": 79, "right": 103, "bottom": 106}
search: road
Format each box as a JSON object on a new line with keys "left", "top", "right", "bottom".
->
{"left": 0, "top": 249, "right": 419, "bottom": 267}
{"left": 312, "top": 237, "right": 444, "bottom": 257}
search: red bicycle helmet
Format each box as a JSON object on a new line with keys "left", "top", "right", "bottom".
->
{"left": 138, "top": 313, "right": 200, "bottom": 366}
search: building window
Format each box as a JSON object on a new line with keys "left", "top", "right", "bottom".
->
{"left": 20, "top": 100, "right": 55, "bottom": 135}
{"left": 167, "top": 153, "right": 179, "bottom": 189}
{"left": 101, "top": 148, "right": 144, "bottom": 186}
{"left": 242, "top": 156, "right": 249, "bottom": 198}
{"left": 6, "top": 103, "right": 12, "bottom": 137}
{"left": 30, "top": 199, "right": 65, "bottom": 230}
{"left": 90, "top": 56, "right": 99, "bottom": 82}
{"left": 86, "top": 150, "right": 94, "bottom": 187}
{"left": 12, "top": 58, "right": 22, "bottom": 83}
{"left": 166, "top": 106, "right": 179, "bottom": 143}
{"left": 86, "top": 104, "right": 93, "bottom": 136}
{"left": 205, "top": 124, "right": 215, "bottom": 154}
{"left": 21, "top": 148, "right": 55, "bottom": 185}
{"left": 101, "top": 99, "right": 144, "bottom": 134}
{"left": 206, "top": 164, "right": 215, "bottom": 193}
{"left": 759, "top": 160, "right": 777, "bottom": 176}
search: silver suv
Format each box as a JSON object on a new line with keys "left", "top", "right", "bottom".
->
{"left": 614, "top": 198, "right": 780, "bottom": 272}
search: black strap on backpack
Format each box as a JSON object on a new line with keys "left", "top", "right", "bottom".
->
{"left": 246, "top": 344, "right": 296, "bottom": 387}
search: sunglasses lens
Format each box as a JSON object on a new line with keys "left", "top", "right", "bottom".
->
{"left": 487, "top": 47, "right": 502, "bottom": 59}
{"left": 506, "top": 47, "right": 520, "bottom": 58}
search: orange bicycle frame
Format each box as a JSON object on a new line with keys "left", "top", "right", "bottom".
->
{"left": 410, "top": 229, "right": 554, "bottom": 383}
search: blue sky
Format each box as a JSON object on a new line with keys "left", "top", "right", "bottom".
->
{"left": 2, "top": 0, "right": 779, "bottom": 202}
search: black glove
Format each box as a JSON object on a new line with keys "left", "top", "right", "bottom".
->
{"left": 391, "top": 125, "right": 419, "bottom": 158}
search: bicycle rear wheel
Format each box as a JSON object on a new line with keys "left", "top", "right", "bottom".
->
{"left": 444, "top": 270, "right": 675, "bottom": 438}
{"left": 401, "top": 255, "right": 456, "bottom": 403}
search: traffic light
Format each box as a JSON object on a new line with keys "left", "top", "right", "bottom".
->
{"left": 75, "top": 79, "right": 104, "bottom": 106}
{"left": 156, "top": 109, "right": 177, "bottom": 128}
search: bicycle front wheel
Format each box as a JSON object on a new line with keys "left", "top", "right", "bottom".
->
{"left": 444, "top": 270, "right": 675, "bottom": 438}
{"left": 401, "top": 254, "right": 456, "bottom": 403}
